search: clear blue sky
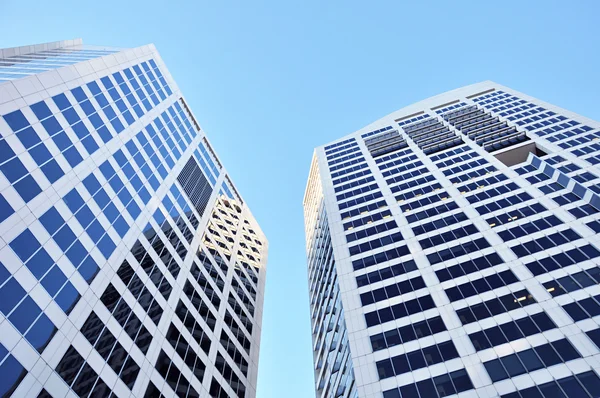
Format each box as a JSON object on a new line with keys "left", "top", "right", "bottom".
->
{"left": 2, "top": 1, "right": 600, "bottom": 397}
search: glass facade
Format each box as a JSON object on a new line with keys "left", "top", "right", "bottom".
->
{"left": 0, "top": 40, "right": 120, "bottom": 82}
{"left": 0, "top": 39, "right": 267, "bottom": 398}
{"left": 304, "top": 82, "right": 600, "bottom": 398}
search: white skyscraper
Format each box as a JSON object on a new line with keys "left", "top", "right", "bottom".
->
{"left": 304, "top": 81, "right": 600, "bottom": 398}
{"left": 0, "top": 39, "right": 267, "bottom": 398}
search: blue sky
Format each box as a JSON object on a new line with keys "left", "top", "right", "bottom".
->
{"left": 2, "top": 1, "right": 600, "bottom": 397}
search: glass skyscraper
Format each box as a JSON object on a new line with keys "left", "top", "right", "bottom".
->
{"left": 304, "top": 81, "right": 600, "bottom": 398}
{"left": 0, "top": 39, "right": 267, "bottom": 398}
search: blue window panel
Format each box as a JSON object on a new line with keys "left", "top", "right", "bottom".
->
{"left": 113, "top": 149, "right": 127, "bottom": 166}
{"left": 71, "top": 121, "right": 90, "bottom": 139}
{"left": 194, "top": 152, "right": 216, "bottom": 185}
{"left": 0, "top": 263, "right": 9, "bottom": 287}
{"left": 0, "top": 157, "right": 28, "bottom": 183}
{"left": 93, "top": 189, "right": 110, "bottom": 209}
{"left": 95, "top": 93, "right": 109, "bottom": 108}
{"left": 122, "top": 110, "right": 135, "bottom": 125}
{"left": 16, "top": 127, "right": 41, "bottom": 149}
{"left": 25, "top": 313, "right": 55, "bottom": 352}
{"left": 41, "top": 160, "right": 64, "bottom": 183}
{"left": 157, "top": 164, "right": 168, "bottom": 179}
{"left": 61, "top": 108, "right": 80, "bottom": 125}
{"left": 3, "top": 109, "right": 29, "bottom": 132}
{"left": 112, "top": 72, "right": 125, "bottom": 84}
{"left": 162, "top": 196, "right": 174, "bottom": 213}
{"left": 99, "top": 160, "right": 116, "bottom": 180}
{"left": 51, "top": 132, "right": 72, "bottom": 151}
{"left": 113, "top": 216, "right": 129, "bottom": 238}
{"left": 85, "top": 220, "right": 105, "bottom": 243}
{"left": 117, "top": 188, "right": 132, "bottom": 206}
{"left": 78, "top": 256, "right": 98, "bottom": 283}
{"left": 125, "top": 139, "right": 140, "bottom": 156}
{"left": 81, "top": 135, "right": 100, "bottom": 154}
{"left": 0, "top": 343, "right": 6, "bottom": 359}
{"left": 97, "top": 234, "right": 116, "bottom": 259}
{"left": 66, "top": 241, "right": 87, "bottom": 267}
{"left": 52, "top": 93, "right": 71, "bottom": 111}
{"left": 63, "top": 146, "right": 83, "bottom": 167}
{"left": 108, "top": 175, "right": 125, "bottom": 194}
{"left": 130, "top": 175, "right": 143, "bottom": 191}
{"left": 100, "top": 76, "right": 114, "bottom": 88}
{"left": 41, "top": 266, "right": 67, "bottom": 296}
{"left": 88, "top": 113, "right": 103, "bottom": 128}
{"left": 136, "top": 131, "right": 149, "bottom": 146}
{"left": 102, "top": 103, "right": 116, "bottom": 119}
{"left": 0, "top": 352, "right": 26, "bottom": 397}
{"left": 141, "top": 98, "right": 152, "bottom": 112}
{"left": 107, "top": 88, "right": 120, "bottom": 102}
{"left": 39, "top": 207, "right": 65, "bottom": 235}
{"left": 114, "top": 99, "right": 127, "bottom": 112}
{"left": 139, "top": 164, "right": 152, "bottom": 180}
{"left": 149, "top": 93, "right": 159, "bottom": 106}
{"left": 71, "top": 87, "right": 87, "bottom": 102}
{"left": 75, "top": 206, "right": 95, "bottom": 229}
{"left": 26, "top": 249, "right": 54, "bottom": 279}
{"left": 159, "top": 145, "right": 173, "bottom": 162}
{"left": 0, "top": 194, "right": 14, "bottom": 223}
{"left": 54, "top": 224, "right": 77, "bottom": 251}
{"left": 0, "top": 139, "right": 16, "bottom": 164}
{"left": 103, "top": 203, "right": 119, "bottom": 223}
{"left": 127, "top": 201, "right": 141, "bottom": 219}
{"left": 64, "top": 188, "right": 85, "bottom": 213}
{"left": 10, "top": 229, "right": 40, "bottom": 262}
{"left": 148, "top": 176, "right": 160, "bottom": 191}
{"left": 153, "top": 209, "right": 165, "bottom": 226}
{"left": 9, "top": 296, "right": 40, "bottom": 333}
{"left": 97, "top": 126, "right": 113, "bottom": 143}
{"left": 223, "top": 184, "right": 234, "bottom": 200}
{"left": 83, "top": 174, "right": 102, "bottom": 195}
{"left": 79, "top": 100, "right": 96, "bottom": 116}
{"left": 41, "top": 117, "right": 62, "bottom": 136}
{"left": 87, "top": 81, "right": 101, "bottom": 95}
{"left": 110, "top": 118, "right": 124, "bottom": 134}
{"left": 138, "top": 186, "right": 151, "bottom": 204}
{"left": 14, "top": 175, "right": 42, "bottom": 202}
{"left": 132, "top": 104, "right": 144, "bottom": 118}
{"left": 149, "top": 152, "right": 163, "bottom": 169}
{"left": 165, "top": 86, "right": 172, "bottom": 96}
{"left": 55, "top": 283, "right": 80, "bottom": 313}
{"left": 121, "top": 164, "right": 135, "bottom": 180}
{"left": 28, "top": 143, "right": 52, "bottom": 164}
{"left": 199, "top": 144, "right": 220, "bottom": 175}
{"left": 0, "top": 278, "right": 26, "bottom": 315}
{"left": 30, "top": 101, "right": 52, "bottom": 121}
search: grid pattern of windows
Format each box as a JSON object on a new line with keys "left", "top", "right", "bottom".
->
{"left": 0, "top": 41, "right": 268, "bottom": 398}
{"left": 376, "top": 340, "right": 459, "bottom": 379}
{"left": 306, "top": 83, "right": 600, "bottom": 398}
{"left": 484, "top": 338, "right": 581, "bottom": 382}
{"left": 469, "top": 311, "right": 556, "bottom": 351}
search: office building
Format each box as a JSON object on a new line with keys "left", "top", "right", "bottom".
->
{"left": 304, "top": 81, "right": 600, "bottom": 398}
{"left": 0, "top": 39, "right": 267, "bottom": 398}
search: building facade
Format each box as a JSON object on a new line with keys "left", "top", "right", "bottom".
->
{"left": 304, "top": 81, "right": 600, "bottom": 398}
{"left": 0, "top": 39, "right": 267, "bottom": 398}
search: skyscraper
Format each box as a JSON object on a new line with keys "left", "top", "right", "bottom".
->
{"left": 0, "top": 39, "right": 267, "bottom": 398}
{"left": 304, "top": 81, "right": 600, "bottom": 398}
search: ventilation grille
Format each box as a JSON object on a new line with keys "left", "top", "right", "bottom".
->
{"left": 364, "top": 130, "right": 408, "bottom": 157}
{"left": 402, "top": 117, "right": 463, "bottom": 155}
{"left": 178, "top": 157, "right": 213, "bottom": 217}
{"left": 442, "top": 105, "right": 529, "bottom": 152}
